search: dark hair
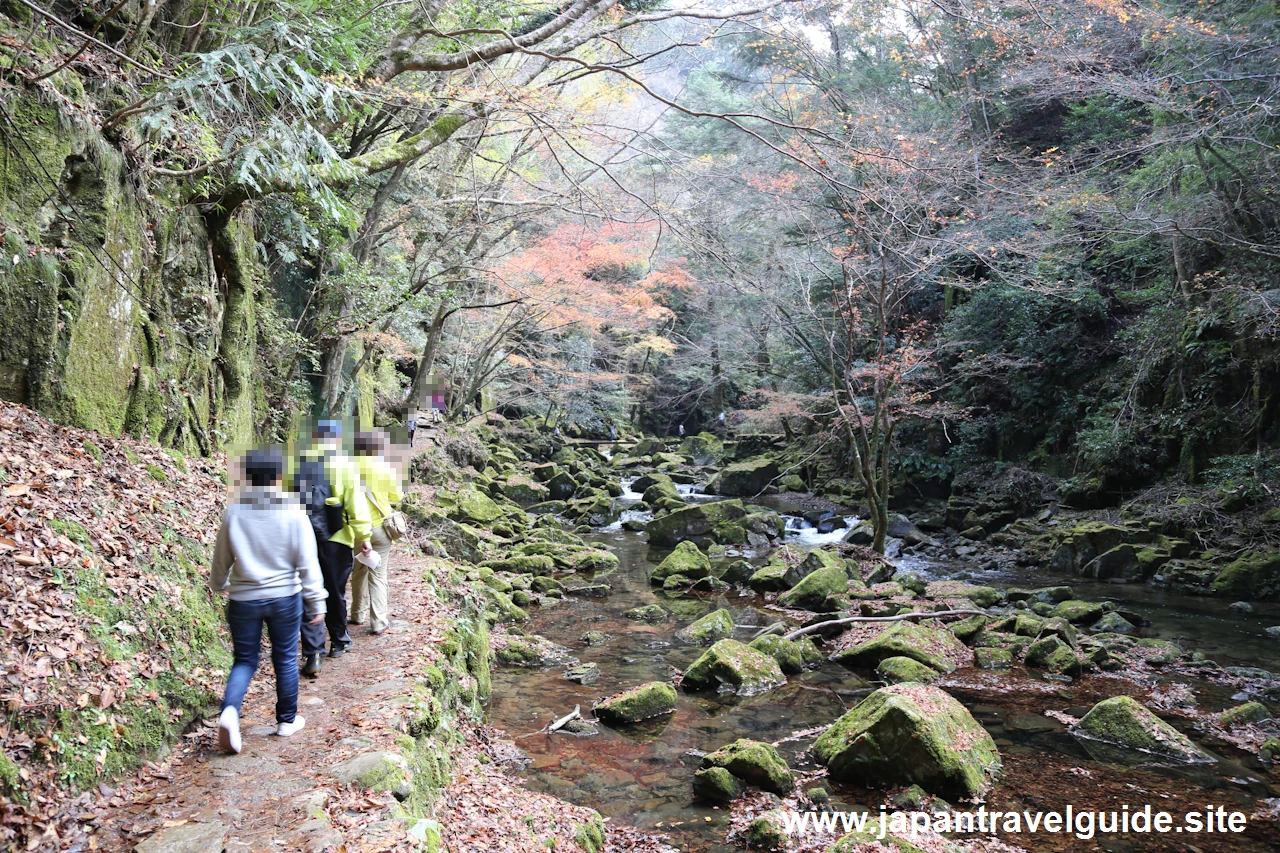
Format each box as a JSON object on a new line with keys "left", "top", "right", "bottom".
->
{"left": 244, "top": 448, "right": 283, "bottom": 487}
{"left": 353, "top": 431, "right": 382, "bottom": 456}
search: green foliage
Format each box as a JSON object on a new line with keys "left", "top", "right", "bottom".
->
{"left": 1203, "top": 453, "right": 1280, "bottom": 508}
{"left": 1063, "top": 96, "right": 1150, "bottom": 155}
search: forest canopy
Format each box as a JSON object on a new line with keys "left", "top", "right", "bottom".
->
{"left": 0, "top": 0, "right": 1277, "bottom": 507}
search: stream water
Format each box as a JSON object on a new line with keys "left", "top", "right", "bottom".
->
{"left": 486, "top": 488, "right": 1280, "bottom": 852}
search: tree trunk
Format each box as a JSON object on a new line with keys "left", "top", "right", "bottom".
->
{"left": 870, "top": 484, "right": 888, "bottom": 555}
{"left": 407, "top": 301, "right": 450, "bottom": 409}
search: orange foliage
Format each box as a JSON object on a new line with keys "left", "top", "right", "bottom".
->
{"left": 494, "top": 223, "right": 688, "bottom": 334}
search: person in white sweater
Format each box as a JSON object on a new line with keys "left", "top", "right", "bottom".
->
{"left": 210, "top": 449, "right": 327, "bottom": 753}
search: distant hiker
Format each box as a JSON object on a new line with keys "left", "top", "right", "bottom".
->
{"left": 211, "top": 449, "right": 327, "bottom": 753}
{"left": 351, "top": 431, "right": 403, "bottom": 636}
{"left": 717, "top": 412, "right": 725, "bottom": 426}
{"left": 553, "top": 426, "right": 561, "bottom": 437}
{"left": 678, "top": 424, "right": 685, "bottom": 438}
{"left": 431, "top": 391, "right": 445, "bottom": 423}
{"left": 294, "top": 420, "right": 372, "bottom": 678}
{"left": 609, "top": 423, "right": 617, "bottom": 441}
{"left": 406, "top": 411, "right": 418, "bottom": 447}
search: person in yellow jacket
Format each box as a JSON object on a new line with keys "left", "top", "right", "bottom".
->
{"left": 295, "top": 420, "right": 372, "bottom": 678}
{"left": 350, "top": 431, "right": 403, "bottom": 635}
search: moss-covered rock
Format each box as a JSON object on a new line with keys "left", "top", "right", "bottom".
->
{"left": 681, "top": 639, "right": 786, "bottom": 696}
{"left": 1090, "top": 612, "right": 1137, "bottom": 633}
{"left": 923, "top": 581, "right": 1002, "bottom": 608}
{"left": 747, "top": 563, "right": 790, "bottom": 592}
{"left": 876, "top": 656, "right": 940, "bottom": 684}
{"left": 593, "top": 681, "right": 678, "bottom": 724}
{"left": 700, "top": 738, "right": 793, "bottom": 794}
{"left": 782, "top": 548, "right": 845, "bottom": 588}
{"left": 650, "top": 540, "right": 711, "bottom": 584}
{"left": 777, "top": 565, "right": 849, "bottom": 612}
{"left": 574, "top": 813, "right": 606, "bottom": 853}
{"left": 748, "top": 634, "right": 813, "bottom": 674}
{"left": 948, "top": 614, "right": 989, "bottom": 644}
{"left": 974, "top": 647, "right": 1013, "bottom": 670}
{"left": 831, "top": 622, "right": 967, "bottom": 674}
{"left": 449, "top": 488, "right": 506, "bottom": 525}
{"left": 990, "top": 613, "right": 1045, "bottom": 638}
{"left": 744, "top": 810, "right": 789, "bottom": 850}
{"left": 480, "top": 554, "right": 556, "bottom": 576}
{"left": 544, "top": 471, "right": 579, "bottom": 501}
{"left": 812, "top": 683, "right": 1002, "bottom": 799}
{"left": 566, "top": 548, "right": 619, "bottom": 572}
{"left": 1073, "top": 696, "right": 1215, "bottom": 763}
{"left": 497, "top": 475, "right": 549, "bottom": 503}
{"left": 1052, "top": 600, "right": 1106, "bottom": 624}
{"left": 492, "top": 634, "right": 576, "bottom": 667}
{"left": 1218, "top": 701, "right": 1271, "bottom": 726}
{"left": 645, "top": 499, "right": 748, "bottom": 547}
{"left": 642, "top": 478, "right": 682, "bottom": 505}
{"left": 691, "top": 766, "right": 743, "bottom": 804}
{"left": 1134, "top": 637, "right": 1184, "bottom": 666}
{"left": 708, "top": 457, "right": 779, "bottom": 497}
{"left": 623, "top": 604, "right": 669, "bottom": 622}
{"left": 679, "top": 432, "right": 725, "bottom": 465}
{"left": 828, "top": 823, "right": 928, "bottom": 853}
{"left": 676, "top": 608, "right": 736, "bottom": 645}
{"left": 527, "top": 499, "right": 568, "bottom": 515}
{"left": 1037, "top": 616, "right": 1078, "bottom": 648}
{"left": 1024, "top": 636, "right": 1081, "bottom": 674}
{"left": 1083, "top": 544, "right": 1141, "bottom": 580}
{"left": 1212, "top": 551, "right": 1280, "bottom": 599}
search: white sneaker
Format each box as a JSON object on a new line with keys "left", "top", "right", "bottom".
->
{"left": 217, "top": 707, "right": 241, "bottom": 754}
{"left": 277, "top": 715, "right": 306, "bottom": 737}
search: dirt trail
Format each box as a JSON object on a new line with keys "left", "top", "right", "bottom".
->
{"left": 81, "top": 556, "right": 444, "bottom": 852}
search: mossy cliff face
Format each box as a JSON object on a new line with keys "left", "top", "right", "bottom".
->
{"left": 0, "top": 87, "right": 264, "bottom": 452}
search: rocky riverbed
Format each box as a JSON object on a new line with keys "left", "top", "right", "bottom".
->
{"left": 410, "top": 421, "right": 1280, "bottom": 852}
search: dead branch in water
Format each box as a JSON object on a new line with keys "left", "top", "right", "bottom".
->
{"left": 783, "top": 610, "right": 987, "bottom": 641}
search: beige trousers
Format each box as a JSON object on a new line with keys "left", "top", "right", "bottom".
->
{"left": 351, "top": 526, "right": 392, "bottom": 633}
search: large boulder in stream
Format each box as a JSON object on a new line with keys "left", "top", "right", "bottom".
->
{"left": 679, "top": 432, "right": 725, "bottom": 465}
{"left": 544, "top": 471, "right": 579, "bottom": 501}
{"left": 1052, "top": 599, "right": 1106, "bottom": 624}
{"left": 649, "top": 540, "right": 711, "bottom": 584}
{"left": 749, "top": 634, "right": 821, "bottom": 674}
{"left": 876, "top": 656, "right": 940, "bottom": 684}
{"left": 777, "top": 565, "right": 851, "bottom": 612}
{"left": 646, "top": 500, "right": 748, "bottom": 547}
{"left": 593, "top": 681, "right": 678, "bottom": 724}
{"left": 1211, "top": 550, "right": 1280, "bottom": 599}
{"left": 812, "top": 683, "right": 1002, "bottom": 799}
{"left": 699, "top": 738, "right": 793, "bottom": 795}
{"left": 830, "top": 622, "right": 968, "bottom": 674}
{"left": 681, "top": 639, "right": 786, "bottom": 696}
{"left": 1071, "top": 696, "right": 1216, "bottom": 764}
{"left": 642, "top": 478, "right": 682, "bottom": 505}
{"left": 705, "top": 457, "right": 779, "bottom": 497}
{"left": 782, "top": 548, "right": 844, "bottom": 588}
{"left": 675, "top": 608, "right": 735, "bottom": 644}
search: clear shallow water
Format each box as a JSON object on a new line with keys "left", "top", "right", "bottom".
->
{"left": 487, "top": 525, "right": 1280, "bottom": 852}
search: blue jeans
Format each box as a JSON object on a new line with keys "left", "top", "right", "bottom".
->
{"left": 222, "top": 593, "right": 302, "bottom": 724}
